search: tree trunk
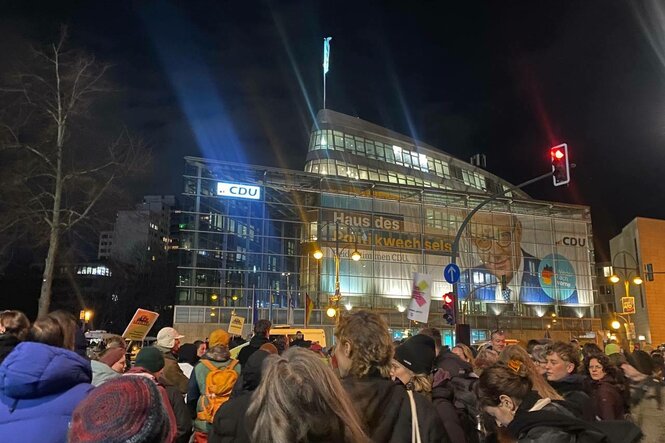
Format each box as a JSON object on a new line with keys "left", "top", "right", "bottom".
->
{"left": 38, "top": 48, "right": 65, "bottom": 317}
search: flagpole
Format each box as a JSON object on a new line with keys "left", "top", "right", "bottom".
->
{"left": 322, "top": 37, "right": 331, "bottom": 109}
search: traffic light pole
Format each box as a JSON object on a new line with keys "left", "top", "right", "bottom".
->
{"left": 450, "top": 170, "right": 555, "bottom": 346}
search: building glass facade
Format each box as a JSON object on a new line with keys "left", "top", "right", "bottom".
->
{"left": 173, "top": 110, "right": 597, "bottom": 338}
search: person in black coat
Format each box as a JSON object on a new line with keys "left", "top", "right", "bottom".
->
{"left": 545, "top": 341, "right": 593, "bottom": 420}
{"left": 335, "top": 311, "right": 449, "bottom": 443}
{"left": 208, "top": 350, "right": 270, "bottom": 443}
{"left": 237, "top": 319, "right": 271, "bottom": 366}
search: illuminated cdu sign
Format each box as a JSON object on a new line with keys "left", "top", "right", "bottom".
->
{"left": 216, "top": 182, "right": 261, "bottom": 200}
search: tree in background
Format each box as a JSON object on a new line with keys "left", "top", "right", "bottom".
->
{"left": 0, "top": 27, "right": 149, "bottom": 316}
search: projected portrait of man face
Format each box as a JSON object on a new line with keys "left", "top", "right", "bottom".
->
{"left": 468, "top": 213, "right": 522, "bottom": 283}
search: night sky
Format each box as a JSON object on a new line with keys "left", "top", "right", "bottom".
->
{"left": 3, "top": 0, "right": 665, "bottom": 261}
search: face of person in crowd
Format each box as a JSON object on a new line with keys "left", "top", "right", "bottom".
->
{"left": 197, "top": 343, "right": 206, "bottom": 357}
{"left": 172, "top": 338, "right": 181, "bottom": 353}
{"left": 545, "top": 352, "right": 574, "bottom": 381}
{"left": 469, "top": 213, "right": 522, "bottom": 283}
{"left": 334, "top": 341, "right": 352, "bottom": 377}
{"left": 484, "top": 395, "right": 517, "bottom": 427}
{"left": 296, "top": 332, "right": 304, "bottom": 340}
{"left": 491, "top": 333, "right": 506, "bottom": 353}
{"left": 588, "top": 358, "right": 606, "bottom": 381}
{"left": 390, "top": 359, "right": 413, "bottom": 385}
{"left": 111, "top": 354, "right": 126, "bottom": 374}
{"left": 452, "top": 346, "right": 469, "bottom": 362}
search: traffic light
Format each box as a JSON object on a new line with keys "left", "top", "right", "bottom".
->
{"left": 550, "top": 143, "right": 570, "bottom": 186}
{"left": 443, "top": 292, "right": 456, "bottom": 325}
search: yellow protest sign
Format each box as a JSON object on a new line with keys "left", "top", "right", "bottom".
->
{"left": 228, "top": 314, "right": 245, "bottom": 336}
{"left": 122, "top": 308, "right": 159, "bottom": 341}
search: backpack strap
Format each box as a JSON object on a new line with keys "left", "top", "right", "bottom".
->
{"left": 201, "top": 359, "right": 217, "bottom": 372}
{"left": 227, "top": 359, "right": 238, "bottom": 371}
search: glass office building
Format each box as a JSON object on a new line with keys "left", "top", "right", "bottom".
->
{"left": 173, "top": 110, "right": 598, "bottom": 339}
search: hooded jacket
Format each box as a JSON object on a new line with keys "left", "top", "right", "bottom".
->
{"left": 0, "top": 341, "right": 94, "bottom": 443}
{"left": 208, "top": 350, "right": 270, "bottom": 443}
{"left": 342, "top": 369, "right": 450, "bottom": 443}
{"left": 90, "top": 359, "right": 121, "bottom": 386}
{"left": 187, "top": 345, "right": 241, "bottom": 433}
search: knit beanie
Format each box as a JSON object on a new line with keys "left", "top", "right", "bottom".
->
{"left": 209, "top": 329, "right": 231, "bottom": 348}
{"left": 99, "top": 347, "right": 126, "bottom": 367}
{"left": 395, "top": 334, "right": 436, "bottom": 374}
{"left": 134, "top": 347, "right": 165, "bottom": 373}
{"left": 69, "top": 376, "right": 171, "bottom": 443}
{"left": 627, "top": 350, "right": 655, "bottom": 376}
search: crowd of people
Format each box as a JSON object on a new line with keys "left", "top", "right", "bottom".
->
{"left": 0, "top": 308, "right": 660, "bottom": 442}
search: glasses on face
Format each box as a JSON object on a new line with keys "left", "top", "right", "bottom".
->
{"left": 588, "top": 364, "right": 603, "bottom": 371}
{"left": 472, "top": 227, "right": 516, "bottom": 251}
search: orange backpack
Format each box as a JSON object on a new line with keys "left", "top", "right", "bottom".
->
{"left": 196, "top": 359, "right": 239, "bottom": 423}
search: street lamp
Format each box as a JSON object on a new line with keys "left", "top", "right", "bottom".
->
{"left": 609, "top": 251, "right": 643, "bottom": 346}
{"left": 312, "top": 221, "right": 362, "bottom": 317}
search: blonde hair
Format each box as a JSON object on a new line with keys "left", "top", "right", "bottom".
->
{"left": 335, "top": 311, "right": 393, "bottom": 378}
{"left": 247, "top": 348, "right": 368, "bottom": 443}
{"left": 454, "top": 343, "right": 475, "bottom": 364}
{"left": 499, "top": 344, "right": 563, "bottom": 401}
{"left": 474, "top": 348, "right": 499, "bottom": 375}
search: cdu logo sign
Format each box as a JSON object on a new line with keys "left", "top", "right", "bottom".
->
{"left": 216, "top": 182, "right": 261, "bottom": 200}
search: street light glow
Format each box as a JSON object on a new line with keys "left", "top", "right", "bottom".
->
{"left": 609, "top": 275, "right": 621, "bottom": 283}
{"left": 351, "top": 250, "right": 361, "bottom": 261}
{"left": 633, "top": 276, "right": 643, "bottom": 285}
{"left": 611, "top": 320, "right": 621, "bottom": 330}
{"left": 326, "top": 306, "right": 337, "bottom": 317}
{"left": 313, "top": 249, "right": 323, "bottom": 260}
{"left": 397, "top": 305, "right": 406, "bottom": 313}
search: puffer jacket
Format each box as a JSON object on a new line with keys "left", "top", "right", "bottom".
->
{"left": 0, "top": 341, "right": 93, "bottom": 443}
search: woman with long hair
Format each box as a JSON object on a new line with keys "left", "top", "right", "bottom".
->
{"left": 452, "top": 343, "right": 475, "bottom": 366}
{"left": 499, "top": 345, "right": 563, "bottom": 401}
{"left": 246, "top": 347, "right": 368, "bottom": 443}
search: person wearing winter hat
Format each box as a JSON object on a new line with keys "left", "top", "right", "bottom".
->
{"left": 188, "top": 328, "right": 241, "bottom": 439}
{"left": 69, "top": 375, "right": 176, "bottom": 443}
{"left": 129, "top": 347, "right": 191, "bottom": 443}
{"left": 335, "top": 310, "right": 447, "bottom": 442}
{"left": 91, "top": 347, "right": 126, "bottom": 386}
{"left": 392, "top": 334, "right": 436, "bottom": 390}
{"left": 155, "top": 327, "right": 189, "bottom": 394}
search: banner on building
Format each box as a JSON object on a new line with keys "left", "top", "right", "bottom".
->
{"left": 407, "top": 273, "right": 432, "bottom": 323}
{"left": 122, "top": 308, "right": 159, "bottom": 341}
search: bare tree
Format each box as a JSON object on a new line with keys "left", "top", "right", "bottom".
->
{"left": 0, "top": 27, "right": 149, "bottom": 316}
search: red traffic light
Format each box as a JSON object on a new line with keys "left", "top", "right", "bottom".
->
{"left": 550, "top": 143, "right": 570, "bottom": 187}
{"left": 443, "top": 292, "right": 454, "bottom": 304}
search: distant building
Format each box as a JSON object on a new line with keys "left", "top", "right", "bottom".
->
{"left": 98, "top": 195, "right": 176, "bottom": 265}
{"left": 610, "top": 217, "right": 665, "bottom": 345}
{"left": 594, "top": 261, "right": 616, "bottom": 328}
